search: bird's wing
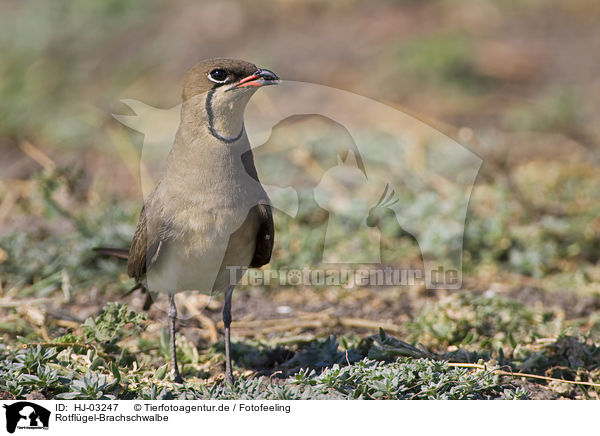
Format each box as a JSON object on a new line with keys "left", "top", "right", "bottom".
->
{"left": 249, "top": 203, "right": 274, "bottom": 268}
{"left": 127, "top": 203, "right": 171, "bottom": 281}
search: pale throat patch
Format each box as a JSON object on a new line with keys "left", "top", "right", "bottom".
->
{"left": 205, "top": 87, "right": 253, "bottom": 143}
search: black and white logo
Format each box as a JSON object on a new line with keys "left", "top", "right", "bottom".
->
{"left": 2, "top": 402, "right": 50, "bottom": 434}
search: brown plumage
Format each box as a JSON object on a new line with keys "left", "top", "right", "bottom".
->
{"left": 97, "top": 58, "right": 279, "bottom": 383}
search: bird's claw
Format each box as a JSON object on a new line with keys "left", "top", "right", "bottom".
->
{"left": 224, "top": 372, "right": 235, "bottom": 386}
{"left": 173, "top": 372, "right": 184, "bottom": 384}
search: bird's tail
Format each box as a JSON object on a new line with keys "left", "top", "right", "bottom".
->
{"left": 93, "top": 247, "right": 130, "bottom": 260}
{"left": 125, "top": 282, "right": 155, "bottom": 311}
{"left": 94, "top": 247, "right": 155, "bottom": 309}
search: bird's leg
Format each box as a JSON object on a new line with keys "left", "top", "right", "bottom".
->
{"left": 223, "top": 286, "right": 235, "bottom": 384}
{"left": 168, "top": 293, "right": 183, "bottom": 383}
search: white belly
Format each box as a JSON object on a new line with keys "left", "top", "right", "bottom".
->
{"left": 143, "top": 148, "right": 268, "bottom": 294}
{"left": 145, "top": 207, "right": 258, "bottom": 294}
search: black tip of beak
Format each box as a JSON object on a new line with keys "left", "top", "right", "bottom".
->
{"left": 227, "top": 68, "right": 280, "bottom": 92}
{"left": 257, "top": 68, "right": 279, "bottom": 82}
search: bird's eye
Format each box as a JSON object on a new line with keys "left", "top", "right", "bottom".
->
{"left": 208, "top": 68, "right": 228, "bottom": 83}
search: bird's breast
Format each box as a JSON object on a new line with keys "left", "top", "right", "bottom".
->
{"left": 148, "top": 203, "right": 259, "bottom": 294}
{"left": 147, "top": 174, "right": 267, "bottom": 293}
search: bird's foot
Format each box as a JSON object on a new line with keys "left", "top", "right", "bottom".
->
{"left": 224, "top": 371, "right": 235, "bottom": 386}
{"left": 172, "top": 370, "right": 184, "bottom": 384}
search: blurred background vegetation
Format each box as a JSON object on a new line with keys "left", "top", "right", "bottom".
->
{"left": 1, "top": 0, "right": 600, "bottom": 399}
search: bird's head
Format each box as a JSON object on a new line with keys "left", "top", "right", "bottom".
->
{"left": 181, "top": 58, "right": 279, "bottom": 142}
{"left": 183, "top": 58, "right": 279, "bottom": 103}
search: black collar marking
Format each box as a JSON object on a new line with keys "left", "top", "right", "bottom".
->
{"left": 205, "top": 88, "right": 244, "bottom": 143}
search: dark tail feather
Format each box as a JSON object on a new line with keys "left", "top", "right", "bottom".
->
{"left": 94, "top": 247, "right": 130, "bottom": 260}
{"left": 142, "top": 291, "right": 155, "bottom": 310}
{"left": 125, "top": 282, "right": 155, "bottom": 310}
{"left": 95, "top": 247, "right": 155, "bottom": 310}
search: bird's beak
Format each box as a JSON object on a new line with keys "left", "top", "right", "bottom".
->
{"left": 229, "top": 69, "right": 280, "bottom": 91}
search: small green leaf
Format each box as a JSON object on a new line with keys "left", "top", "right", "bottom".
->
{"left": 379, "top": 328, "right": 387, "bottom": 341}
{"left": 111, "top": 361, "right": 121, "bottom": 382}
{"left": 154, "top": 364, "right": 168, "bottom": 380}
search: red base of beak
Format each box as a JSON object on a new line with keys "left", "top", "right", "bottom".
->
{"left": 231, "top": 70, "right": 279, "bottom": 90}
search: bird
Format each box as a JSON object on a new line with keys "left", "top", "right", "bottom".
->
{"left": 97, "top": 58, "right": 279, "bottom": 384}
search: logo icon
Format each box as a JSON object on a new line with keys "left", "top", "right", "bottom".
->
{"left": 3, "top": 402, "right": 50, "bottom": 434}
